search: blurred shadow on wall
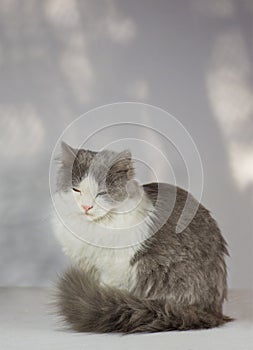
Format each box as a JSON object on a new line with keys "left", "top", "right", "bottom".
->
{"left": 206, "top": 18, "right": 253, "bottom": 191}
{"left": 194, "top": 0, "right": 253, "bottom": 288}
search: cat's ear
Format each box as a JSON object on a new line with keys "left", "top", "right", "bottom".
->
{"left": 61, "top": 141, "right": 77, "bottom": 166}
{"left": 110, "top": 150, "right": 134, "bottom": 179}
{"left": 118, "top": 150, "right": 132, "bottom": 163}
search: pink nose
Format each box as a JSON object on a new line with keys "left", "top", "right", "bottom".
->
{"left": 82, "top": 205, "right": 93, "bottom": 212}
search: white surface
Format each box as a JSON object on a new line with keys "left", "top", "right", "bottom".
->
{"left": 0, "top": 288, "right": 252, "bottom": 350}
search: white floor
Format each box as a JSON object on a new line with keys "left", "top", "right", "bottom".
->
{"left": 0, "top": 288, "right": 252, "bottom": 350}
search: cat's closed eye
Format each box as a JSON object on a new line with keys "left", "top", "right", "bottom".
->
{"left": 96, "top": 191, "right": 107, "bottom": 197}
{"left": 72, "top": 188, "right": 81, "bottom": 193}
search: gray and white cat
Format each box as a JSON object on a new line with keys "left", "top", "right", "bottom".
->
{"left": 52, "top": 142, "right": 232, "bottom": 333}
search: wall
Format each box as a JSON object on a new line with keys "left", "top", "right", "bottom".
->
{"left": 0, "top": 0, "right": 252, "bottom": 288}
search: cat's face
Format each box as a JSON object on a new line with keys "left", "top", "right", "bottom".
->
{"left": 57, "top": 142, "right": 140, "bottom": 222}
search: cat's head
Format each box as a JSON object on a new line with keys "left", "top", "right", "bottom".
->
{"left": 56, "top": 142, "right": 141, "bottom": 222}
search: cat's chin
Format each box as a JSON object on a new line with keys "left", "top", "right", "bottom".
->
{"left": 82, "top": 211, "right": 110, "bottom": 223}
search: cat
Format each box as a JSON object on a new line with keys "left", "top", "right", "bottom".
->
{"left": 51, "top": 141, "right": 232, "bottom": 333}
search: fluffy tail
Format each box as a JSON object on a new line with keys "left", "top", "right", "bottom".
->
{"left": 55, "top": 267, "right": 232, "bottom": 334}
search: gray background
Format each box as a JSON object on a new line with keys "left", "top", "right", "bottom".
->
{"left": 0, "top": 0, "right": 252, "bottom": 288}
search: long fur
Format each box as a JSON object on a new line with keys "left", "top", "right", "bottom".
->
{"left": 56, "top": 267, "right": 232, "bottom": 334}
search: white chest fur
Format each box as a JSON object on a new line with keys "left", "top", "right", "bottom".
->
{"left": 51, "top": 192, "right": 154, "bottom": 290}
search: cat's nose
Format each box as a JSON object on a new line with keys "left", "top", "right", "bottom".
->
{"left": 82, "top": 205, "right": 93, "bottom": 212}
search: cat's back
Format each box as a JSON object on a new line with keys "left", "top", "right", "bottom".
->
{"left": 135, "top": 183, "right": 228, "bottom": 306}
{"left": 142, "top": 182, "right": 228, "bottom": 256}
